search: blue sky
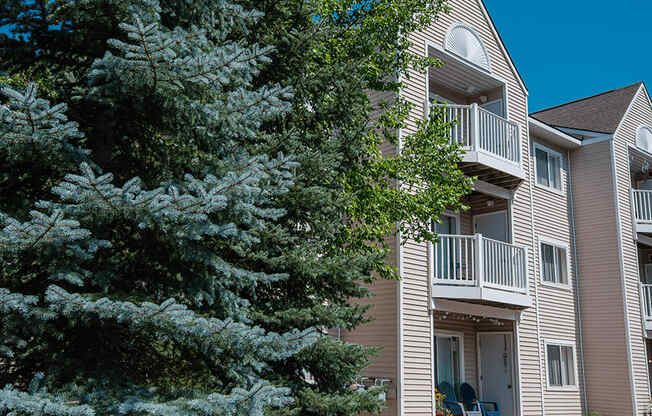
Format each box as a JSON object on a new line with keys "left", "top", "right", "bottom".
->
{"left": 3, "top": 2, "right": 650, "bottom": 112}
{"left": 483, "top": 0, "right": 652, "bottom": 112}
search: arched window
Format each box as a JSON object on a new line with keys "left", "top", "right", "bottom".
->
{"left": 637, "top": 126, "right": 652, "bottom": 153}
{"left": 444, "top": 23, "right": 491, "bottom": 71}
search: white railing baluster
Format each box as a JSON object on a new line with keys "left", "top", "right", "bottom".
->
{"left": 432, "top": 234, "right": 529, "bottom": 297}
{"left": 431, "top": 103, "right": 521, "bottom": 166}
{"left": 643, "top": 284, "right": 652, "bottom": 321}
{"left": 633, "top": 190, "right": 652, "bottom": 223}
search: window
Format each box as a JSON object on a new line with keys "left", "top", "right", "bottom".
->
{"left": 546, "top": 341, "right": 577, "bottom": 389}
{"left": 534, "top": 144, "right": 562, "bottom": 191}
{"left": 637, "top": 126, "right": 652, "bottom": 153}
{"left": 444, "top": 23, "right": 491, "bottom": 71}
{"left": 539, "top": 238, "right": 569, "bottom": 286}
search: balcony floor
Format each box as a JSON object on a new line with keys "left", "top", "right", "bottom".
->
{"left": 462, "top": 151, "right": 525, "bottom": 189}
{"left": 433, "top": 284, "right": 531, "bottom": 309}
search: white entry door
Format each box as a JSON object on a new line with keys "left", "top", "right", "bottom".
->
{"left": 474, "top": 211, "right": 508, "bottom": 242}
{"left": 479, "top": 333, "right": 515, "bottom": 416}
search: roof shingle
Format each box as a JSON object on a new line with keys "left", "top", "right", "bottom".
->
{"left": 530, "top": 82, "right": 643, "bottom": 134}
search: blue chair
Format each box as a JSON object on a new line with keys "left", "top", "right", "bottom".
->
{"left": 437, "top": 382, "right": 465, "bottom": 416}
{"left": 459, "top": 383, "right": 500, "bottom": 416}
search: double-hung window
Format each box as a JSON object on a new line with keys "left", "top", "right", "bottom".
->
{"left": 535, "top": 143, "right": 562, "bottom": 191}
{"left": 546, "top": 341, "right": 577, "bottom": 389}
{"left": 539, "top": 238, "right": 569, "bottom": 286}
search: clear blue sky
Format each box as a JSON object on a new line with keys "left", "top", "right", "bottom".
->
{"left": 483, "top": 0, "right": 652, "bottom": 112}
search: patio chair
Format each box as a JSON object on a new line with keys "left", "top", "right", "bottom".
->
{"left": 437, "top": 382, "right": 481, "bottom": 416}
{"left": 459, "top": 383, "right": 500, "bottom": 416}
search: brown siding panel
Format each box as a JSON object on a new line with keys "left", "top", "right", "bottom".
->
{"left": 613, "top": 86, "right": 652, "bottom": 414}
{"left": 571, "top": 140, "right": 632, "bottom": 415}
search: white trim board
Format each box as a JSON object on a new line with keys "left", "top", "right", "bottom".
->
{"left": 528, "top": 117, "right": 581, "bottom": 149}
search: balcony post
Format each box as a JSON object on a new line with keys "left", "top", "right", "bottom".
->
{"left": 475, "top": 233, "right": 483, "bottom": 288}
{"left": 630, "top": 187, "right": 638, "bottom": 237}
{"left": 522, "top": 246, "right": 529, "bottom": 293}
{"left": 471, "top": 103, "right": 479, "bottom": 152}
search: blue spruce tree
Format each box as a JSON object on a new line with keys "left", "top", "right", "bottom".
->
{"left": 0, "top": 0, "right": 319, "bottom": 414}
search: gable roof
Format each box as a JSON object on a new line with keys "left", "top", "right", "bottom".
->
{"left": 478, "top": 0, "right": 528, "bottom": 95}
{"left": 530, "top": 82, "right": 643, "bottom": 134}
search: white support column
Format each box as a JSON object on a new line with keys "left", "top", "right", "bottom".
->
{"left": 476, "top": 233, "right": 484, "bottom": 288}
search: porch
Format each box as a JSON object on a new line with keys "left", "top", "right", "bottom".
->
{"left": 433, "top": 307, "right": 519, "bottom": 416}
{"left": 431, "top": 188, "right": 531, "bottom": 309}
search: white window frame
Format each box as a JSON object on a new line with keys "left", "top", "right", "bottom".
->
{"left": 538, "top": 236, "right": 571, "bottom": 289}
{"left": 637, "top": 125, "right": 652, "bottom": 153}
{"left": 434, "top": 329, "right": 465, "bottom": 386}
{"left": 544, "top": 339, "right": 579, "bottom": 391}
{"left": 533, "top": 142, "right": 564, "bottom": 194}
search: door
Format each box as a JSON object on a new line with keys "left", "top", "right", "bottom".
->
{"left": 435, "top": 333, "right": 463, "bottom": 391}
{"left": 479, "top": 333, "right": 515, "bottom": 416}
{"left": 481, "top": 99, "right": 505, "bottom": 117}
{"left": 434, "top": 215, "right": 458, "bottom": 280}
{"left": 474, "top": 211, "right": 508, "bottom": 242}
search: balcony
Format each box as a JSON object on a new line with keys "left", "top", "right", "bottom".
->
{"left": 642, "top": 283, "right": 652, "bottom": 332}
{"left": 432, "top": 103, "right": 525, "bottom": 188}
{"left": 431, "top": 234, "right": 531, "bottom": 308}
{"left": 632, "top": 190, "right": 652, "bottom": 234}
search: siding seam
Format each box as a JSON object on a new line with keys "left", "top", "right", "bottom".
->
{"left": 527, "top": 135, "right": 546, "bottom": 416}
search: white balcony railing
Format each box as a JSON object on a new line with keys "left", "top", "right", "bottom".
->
{"left": 642, "top": 283, "right": 652, "bottom": 322}
{"left": 633, "top": 190, "right": 652, "bottom": 223}
{"left": 432, "top": 234, "right": 528, "bottom": 295}
{"left": 432, "top": 103, "right": 521, "bottom": 165}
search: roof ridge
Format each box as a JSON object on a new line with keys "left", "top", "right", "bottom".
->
{"left": 531, "top": 81, "right": 642, "bottom": 115}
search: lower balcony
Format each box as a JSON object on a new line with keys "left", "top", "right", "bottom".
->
{"left": 642, "top": 283, "right": 652, "bottom": 332}
{"left": 633, "top": 190, "right": 652, "bottom": 235}
{"left": 431, "top": 234, "right": 531, "bottom": 308}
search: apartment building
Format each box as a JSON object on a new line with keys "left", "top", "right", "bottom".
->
{"left": 344, "top": 1, "right": 652, "bottom": 415}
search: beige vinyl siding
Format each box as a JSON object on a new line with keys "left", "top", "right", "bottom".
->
{"left": 344, "top": 89, "right": 400, "bottom": 416}
{"left": 400, "top": 0, "right": 537, "bottom": 415}
{"left": 612, "top": 85, "right": 652, "bottom": 414}
{"left": 342, "top": 249, "right": 399, "bottom": 416}
{"left": 571, "top": 139, "right": 632, "bottom": 415}
{"left": 530, "top": 136, "right": 584, "bottom": 416}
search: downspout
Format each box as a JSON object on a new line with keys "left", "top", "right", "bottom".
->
{"left": 567, "top": 149, "right": 589, "bottom": 414}
{"left": 396, "top": 69, "right": 405, "bottom": 416}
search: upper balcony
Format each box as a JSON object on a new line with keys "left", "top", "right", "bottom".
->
{"left": 427, "top": 41, "right": 525, "bottom": 190}
{"left": 433, "top": 103, "right": 523, "bottom": 184}
{"left": 430, "top": 233, "right": 531, "bottom": 308}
